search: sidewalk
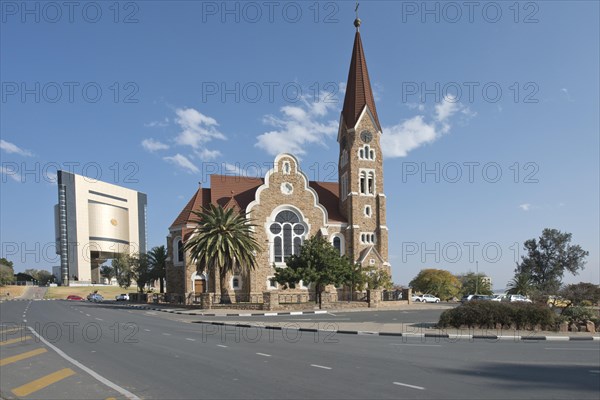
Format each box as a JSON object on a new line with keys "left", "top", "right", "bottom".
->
{"left": 124, "top": 303, "right": 600, "bottom": 341}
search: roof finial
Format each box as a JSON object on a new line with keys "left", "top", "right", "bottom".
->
{"left": 354, "top": 1, "right": 361, "bottom": 30}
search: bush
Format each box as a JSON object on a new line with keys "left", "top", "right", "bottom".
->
{"left": 561, "top": 306, "right": 594, "bottom": 325}
{"left": 438, "top": 301, "right": 556, "bottom": 330}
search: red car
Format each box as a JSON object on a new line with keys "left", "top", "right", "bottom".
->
{"left": 66, "top": 295, "right": 84, "bottom": 301}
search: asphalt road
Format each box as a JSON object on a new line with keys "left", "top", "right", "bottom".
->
{"left": 1, "top": 300, "right": 599, "bottom": 399}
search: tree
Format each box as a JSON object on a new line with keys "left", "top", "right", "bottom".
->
{"left": 363, "top": 267, "right": 393, "bottom": 291}
{"left": 515, "top": 229, "right": 588, "bottom": 294}
{"left": 559, "top": 282, "right": 600, "bottom": 306}
{"left": 458, "top": 272, "right": 493, "bottom": 296}
{"left": 409, "top": 269, "right": 462, "bottom": 301}
{"left": 112, "top": 254, "right": 132, "bottom": 289}
{"left": 24, "top": 269, "right": 40, "bottom": 283}
{"left": 131, "top": 253, "right": 152, "bottom": 293}
{"left": 148, "top": 245, "right": 167, "bottom": 293}
{"left": 0, "top": 258, "right": 14, "bottom": 268}
{"left": 506, "top": 273, "right": 534, "bottom": 296}
{"left": 36, "top": 270, "right": 54, "bottom": 285}
{"left": 273, "top": 236, "right": 354, "bottom": 309}
{"left": 184, "top": 204, "right": 261, "bottom": 302}
{"left": 100, "top": 265, "right": 115, "bottom": 283}
{"left": 0, "top": 264, "right": 15, "bottom": 285}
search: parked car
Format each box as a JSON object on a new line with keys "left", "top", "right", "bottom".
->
{"left": 491, "top": 294, "right": 507, "bottom": 302}
{"left": 460, "top": 294, "right": 475, "bottom": 303}
{"left": 88, "top": 294, "right": 104, "bottom": 303}
{"left": 412, "top": 294, "right": 441, "bottom": 303}
{"left": 471, "top": 294, "right": 493, "bottom": 301}
{"left": 508, "top": 294, "right": 532, "bottom": 303}
{"left": 115, "top": 293, "right": 130, "bottom": 301}
{"left": 66, "top": 295, "right": 84, "bottom": 301}
{"left": 547, "top": 296, "right": 571, "bottom": 308}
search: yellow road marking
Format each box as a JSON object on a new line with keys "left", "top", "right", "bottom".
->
{"left": 0, "top": 347, "right": 47, "bottom": 366}
{"left": 0, "top": 327, "right": 25, "bottom": 335}
{"left": 11, "top": 368, "right": 76, "bottom": 397}
{"left": 0, "top": 336, "right": 31, "bottom": 346}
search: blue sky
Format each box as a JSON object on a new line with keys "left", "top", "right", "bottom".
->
{"left": 1, "top": 1, "right": 598, "bottom": 289}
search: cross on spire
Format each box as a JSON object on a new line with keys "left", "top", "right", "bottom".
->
{"left": 354, "top": 1, "right": 361, "bottom": 30}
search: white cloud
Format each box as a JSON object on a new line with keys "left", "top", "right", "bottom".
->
{"left": 0, "top": 165, "right": 21, "bottom": 182}
{"left": 163, "top": 154, "right": 199, "bottom": 174}
{"left": 174, "top": 108, "right": 226, "bottom": 150}
{"left": 144, "top": 117, "right": 169, "bottom": 128}
{"left": 381, "top": 96, "right": 475, "bottom": 158}
{"left": 519, "top": 203, "right": 531, "bottom": 211}
{"left": 255, "top": 93, "right": 339, "bottom": 156}
{"left": 561, "top": 88, "right": 574, "bottom": 102}
{"left": 0, "top": 140, "right": 33, "bottom": 157}
{"left": 141, "top": 138, "right": 170, "bottom": 152}
{"left": 195, "top": 148, "right": 221, "bottom": 160}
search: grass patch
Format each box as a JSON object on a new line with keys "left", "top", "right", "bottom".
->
{"left": 45, "top": 285, "right": 138, "bottom": 300}
{"left": 0, "top": 285, "right": 28, "bottom": 299}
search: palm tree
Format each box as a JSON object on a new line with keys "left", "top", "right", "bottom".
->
{"left": 507, "top": 273, "right": 534, "bottom": 296}
{"left": 183, "top": 204, "right": 261, "bottom": 303}
{"left": 148, "top": 245, "right": 167, "bottom": 293}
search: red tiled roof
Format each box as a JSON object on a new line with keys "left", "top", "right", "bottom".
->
{"left": 170, "top": 177, "right": 346, "bottom": 228}
{"left": 170, "top": 187, "right": 211, "bottom": 227}
{"left": 309, "top": 181, "right": 345, "bottom": 223}
{"left": 210, "top": 175, "right": 264, "bottom": 211}
{"left": 341, "top": 31, "right": 382, "bottom": 132}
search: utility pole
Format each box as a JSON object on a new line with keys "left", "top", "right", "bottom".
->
{"left": 475, "top": 261, "right": 479, "bottom": 294}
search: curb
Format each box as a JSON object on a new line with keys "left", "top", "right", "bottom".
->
{"left": 123, "top": 304, "right": 600, "bottom": 342}
{"left": 188, "top": 319, "right": 600, "bottom": 341}
{"left": 124, "top": 303, "right": 328, "bottom": 317}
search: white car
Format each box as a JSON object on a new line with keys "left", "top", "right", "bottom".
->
{"left": 491, "top": 294, "right": 507, "bottom": 302}
{"left": 508, "top": 294, "right": 532, "bottom": 303}
{"left": 88, "top": 294, "right": 104, "bottom": 303}
{"left": 115, "top": 293, "right": 130, "bottom": 301}
{"left": 412, "top": 294, "right": 441, "bottom": 303}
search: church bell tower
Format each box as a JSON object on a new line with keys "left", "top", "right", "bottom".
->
{"left": 338, "top": 14, "right": 390, "bottom": 273}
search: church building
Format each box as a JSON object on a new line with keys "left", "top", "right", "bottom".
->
{"left": 166, "top": 18, "right": 391, "bottom": 301}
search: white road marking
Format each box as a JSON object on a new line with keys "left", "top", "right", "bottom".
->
{"left": 391, "top": 343, "right": 442, "bottom": 347}
{"left": 217, "top": 344, "right": 228, "bottom": 348}
{"left": 23, "top": 319, "right": 27, "bottom": 323}
{"left": 290, "top": 311, "right": 303, "bottom": 315}
{"left": 545, "top": 336, "right": 570, "bottom": 341}
{"left": 27, "top": 327, "right": 140, "bottom": 400}
{"left": 314, "top": 310, "right": 328, "bottom": 314}
{"left": 185, "top": 338, "right": 196, "bottom": 341}
{"left": 544, "top": 348, "right": 600, "bottom": 351}
{"left": 144, "top": 329, "right": 151, "bottom": 332}
{"left": 162, "top": 333, "right": 171, "bottom": 336}
{"left": 85, "top": 314, "right": 91, "bottom": 317}
{"left": 256, "top": 353, "right": 271, "bottom": 357}
{"left": 263, "top": 313, "right": 278, "bottom": 316}
{"left": 310, "top": 364, "right": 332, "bottom": 370}
{"left": 393, "top": 382, "right": 425, "bottom": 390}
{"left": 95, "top": 318, "right": 103, "bottom": 321}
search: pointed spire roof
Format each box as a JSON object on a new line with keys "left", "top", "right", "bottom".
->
{"left": 341, "top": 24, "right": 382, "bottom": 132}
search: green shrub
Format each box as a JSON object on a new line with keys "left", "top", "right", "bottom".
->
{"left": 561, "top": 306, "right": 594, "bottom": 325}
{"left": 438, "top": 301, "right": 556, "bottom": 330}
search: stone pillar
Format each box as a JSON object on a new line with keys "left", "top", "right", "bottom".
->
{"left": 263, "top": 291, "right": 279, "bottom": 311}
{"left": 200, "top": 293, "right": 213, "bottom": 310}
{"left": 404, "top": 288, "right": 413, "bottom": 304}
{"left": 369, "top": 289, "right": 381, "bottom": 308}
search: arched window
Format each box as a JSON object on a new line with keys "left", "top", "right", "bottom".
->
{"left": 332, "top": 235, "right": 344, "bottom": 256}
{"left": 365, "top": 205, "right": 372, "bottom": 217}
{"left": 269, "top": 210, "right": 306, "bottom": 263}
{"left": 367, "top": 172, "right": 375, "bottom": 194}
{"left": 360, "top": 171, "right": 367, "bottom": 194}
{"left": 175, "top": 238, "right": 184, "bottom": 264}
{"left": 359, "top": 145, "right": 375, "bottom": 161}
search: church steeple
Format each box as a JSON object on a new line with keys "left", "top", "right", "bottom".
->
{"left": 341, "top": 18, "right": 382, "bottom": 132}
